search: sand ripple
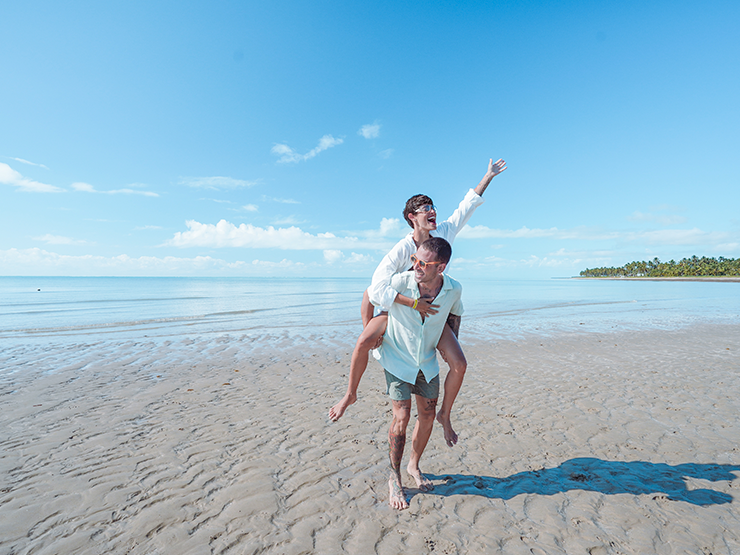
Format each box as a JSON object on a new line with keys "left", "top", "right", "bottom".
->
{"left": 1, "top": 325, "right": 739, "bottom": 554}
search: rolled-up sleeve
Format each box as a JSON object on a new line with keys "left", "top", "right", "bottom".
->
{"left": 437, "top": 189, "right": 485, "bottom": 243}
{"left": 367, "top": 237, "right": 413, "bottom": 310}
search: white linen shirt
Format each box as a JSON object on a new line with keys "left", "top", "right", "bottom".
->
{"left": 367, "top": 188, "right": 484, "bottom": 311}
{"left": 376, "top": 271, "right": 464, "bottom": 384}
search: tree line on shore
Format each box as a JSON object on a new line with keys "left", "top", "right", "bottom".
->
{"left": 580, "top": 256, "right": 740, "bottom": 277}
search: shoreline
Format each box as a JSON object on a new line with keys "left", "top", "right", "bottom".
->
{"left": 574, "top": 276, "right": 740, "bottom": 282}
{"left": 1, "top": 323, "right": 739, "bottom": 553}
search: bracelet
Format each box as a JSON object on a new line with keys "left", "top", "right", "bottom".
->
{"left": 412, "top": 298, "right": 418, "bottom": 310}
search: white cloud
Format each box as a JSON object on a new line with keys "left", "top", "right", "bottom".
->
{"left": 323, "top": 249, "right": 343, "bottom": 264}
{"left": 548, "top": 248, "right": 615, "bottom": 258}
{"left": 457, "top": 224, "right": 734, "bottom": 247}
{"left": 165, "top": 219, "right": 395, "bottom": 251}
{"left": 166, "top": 220, "right": 369, "bottom": 250}
{"left": 519, "top": 255, "right": 575, "bottom": 268}
{"left": 72, "top": 182, "right": 96, "bottom": 192}
{"left": 33, "top": 234, "right": 91, "bottom": 245}
{"left": 628, "top": 211, "right": 687, "bottom": 225}
{"left": 458, "top": 225, "right": 571, "bottom": 239}
{"left": 242, "top": 204, "right": 259, "bottom": 212}
{"left": 626, "top": 228, "right": 731, "bottom": 246}
{"left": 353, "top": 218, "right": 406, "bottom": 240}
{"left": 72, "top": 181, "right": 159, "bottom": 197}
{"left": 358, "top": 123, "right": 380, "bottom": 139}
{"left": 9, "top": 157, "right": 49, "bottom": 169}
{"left": 135, "top": 225, "right": 163, "bottom": 230}
{"left": 262, "top": 195, "right": 300, "bottom": 204}
{"left": 110, "top": 188, "right": 159, "bottom": 197}
{"left": 272, "top": 216, "right": 305, "bottom": 225}
{"left": 716, "top": 242, "right": 739, "bottom": 252}
{"left": 379, "top": 149, "right": 394, "bottom": 159}
{"left": 379, "top": 218, "right": 402, "bottom": 236}
{"left": 323, "top": 249, "right": 375, "bottom": 265}
{"left": 0, "top": 247, "right": 258, "bottom": 275}
{"left": 179, "top": 176, "right": 259, "bottom": 189}
{"left": 0, "top": 247, "right": 333, "bottom": 276}
{"left": 345, "top": 252, "right": 374, "bottom": 264}
{"left": 271, "top": 134, "right": 344, "bottom": 163}
{"left": 251, "top": 258, "right": 305, "bottom": 269}
{"left": 0, "top": 162, "right": 64, "bottom": 193}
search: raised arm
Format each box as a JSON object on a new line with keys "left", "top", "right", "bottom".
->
{"left": 473, "top": 158, "right": 507, "bottom": 196}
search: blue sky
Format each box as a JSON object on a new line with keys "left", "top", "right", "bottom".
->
{"left": 2, "top": 0, "right": 738, "bottom": 279}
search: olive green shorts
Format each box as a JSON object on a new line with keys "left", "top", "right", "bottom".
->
{"left": 384, "top": 369, "right": 439, "bottom": 401}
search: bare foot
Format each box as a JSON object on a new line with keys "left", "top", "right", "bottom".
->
{"left": 388, "top": 477, "right": 409, "bottom": 510}
{"left": 436, "top": 411, "right": 458, "bottom": 447}
{"left": 329, "top": 392, "right": 356, "bottom": 421}
{"left": 407, "top": 464, "right": 434, "bottom": 492}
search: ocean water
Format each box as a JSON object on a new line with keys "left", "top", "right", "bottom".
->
{"left": 1, "top": 276, "right": 738, "bottom": 348}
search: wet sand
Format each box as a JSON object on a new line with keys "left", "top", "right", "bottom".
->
{"left": 1, "top": 324, "right": 739, "bottom": 554}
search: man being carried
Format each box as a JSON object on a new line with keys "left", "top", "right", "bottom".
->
{"left": 375, "top": 237, "right": 463, "bottom": 510}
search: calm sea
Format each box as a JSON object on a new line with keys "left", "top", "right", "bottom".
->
{"left": 1, "top": 276, "right": 738, "bottom": 349}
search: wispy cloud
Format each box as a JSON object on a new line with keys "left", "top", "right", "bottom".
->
{"left": 627, "top": 211, "right": 687, "bottom": 225}
{"left": 251, "top": 259, "right": 306, "bottom": 269}
{"left": 271, "top": 134, "right": 344, "bottom": 163}
{"left": 134, "top": 225, "right": 163, "bottom": 230}
{"left": 72, "top": 182, "right": 159, "bottom": 197}
{"left": 323, "top": 249, "right": 374, "bottom": 265}
{"left": 272, "top": 216, "right": 305, "bottom": 225}
{"left": 458, "top": 225, "right": 575, "bottom": 239}
{"left": 33, "top": 234, "right": 91, "bottom": 245}
{"left": 379, "top": 149, "right": 394, "bottom": 159}
{"left": 261, "top": 195, "right": 300, "bottom": 204}
{"left": 7, "top": 157, "right": 49, "bottom": 169}
{"left": 179, "top": 176, "right": 259, "bottom": 189}
{"left": 358, "top": 122, "right": 380, "bottom": 139}
{"left": 0, "top": 247, "right": 256, "bottom": 275}
{"left": 458, "top": 224, "right": 737, "bottom": 249}
{"left": 0, "top": 162, "right": 64, "bottom": 193}
{"left": 166, "top": 220, "right": 392, "bottom": 250}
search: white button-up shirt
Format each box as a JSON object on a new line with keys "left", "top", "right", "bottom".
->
{"left": 376, "top": 271, "right": 464, "bottom": 384}
{"left": 367, "top": 189, "right": 484, "bottom": 311}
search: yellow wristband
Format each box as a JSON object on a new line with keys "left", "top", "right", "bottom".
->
{"left": 412, "top": 298, "right": 418, "bottom": 310}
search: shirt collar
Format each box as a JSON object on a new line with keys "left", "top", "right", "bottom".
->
{"left": 410, "top": 273, "right": 450, "bottom": 295}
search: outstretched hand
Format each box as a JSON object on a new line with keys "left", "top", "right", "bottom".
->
{"left": 487, "top": 158, "right": 507, "bottom": 177}
{"left": 475, "top": 158, "right": 507, "bottom": 196}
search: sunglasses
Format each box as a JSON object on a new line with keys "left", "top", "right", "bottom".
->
{"left": 415, "top": 204, "right": 437, "bottom": 213}
{"left": 410, "top": 254, "right": 443, "bottom": 269}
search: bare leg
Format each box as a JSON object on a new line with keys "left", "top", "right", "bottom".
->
{"left": 436, "top": 325, "right": 466, "bottom": 447}
{"left": 360, "top": 289, "right": 374, "bottom": 328}
{"left": 407, "top": 395, "right": 436, "bottom": 491}
{"left": 388, "top": 399, "right": 411, "bottom": 510}
{"left": 328, "top": 313, "right": 388, "bottom": 421}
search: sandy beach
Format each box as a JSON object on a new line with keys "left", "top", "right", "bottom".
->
{"left": 1, "top": 324, "right": 739, "bottom": 554}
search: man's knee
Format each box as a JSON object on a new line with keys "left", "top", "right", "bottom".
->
{"left": 417, "top": 397, "right": 437, "bottom": 421}
{"left": 392, "top": 402, "right": 412, "bottom": 428}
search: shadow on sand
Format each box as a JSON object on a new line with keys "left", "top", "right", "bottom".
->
{"left": 420, "top": 458, "right": 739, "bottom": 506}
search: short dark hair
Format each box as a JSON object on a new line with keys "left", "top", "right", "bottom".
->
{"left": 419, "top": 237, "right": 451, "bottom": 264}
{"left": 403, "top": 194, "right": 434, "bottom": 228}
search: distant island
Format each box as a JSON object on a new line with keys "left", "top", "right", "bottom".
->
{"left": 580, "top": 256, "right": 740, "bottom": 278}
